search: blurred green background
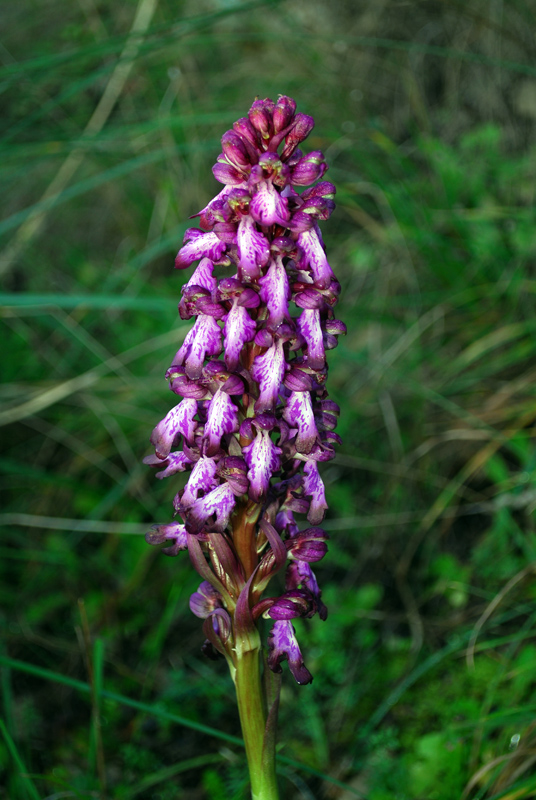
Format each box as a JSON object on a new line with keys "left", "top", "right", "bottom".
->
{"left": 2, "top": 0, "right": 536, "bottom": 798}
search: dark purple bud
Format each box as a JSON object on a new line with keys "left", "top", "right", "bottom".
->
{"left": 217, "top": 456, "right": 249, "bottom": 496}
{"left": 281, "top": 114, "right": 315, "bottom": 160}
{"left": 221, "top": 130, "right": 251, "bottom": 170}
{"left": 212, "top": 161, "right": 245, "bottom": 185}
{"left": 248, "top": 98, "right": 275, "bottom": 140}
{"left": 267, "top": 590, "right": 313, "bottom": 620}
{"left": 273, "top": 95, "right": 297, "bottom": 133}
{"left": 166, "top": 366, "right": 208, "bottom": 400}
{"left": 254, "top": 328, "right": 274, "bottom": 348}
{"left": 233, "top": 117, "right": 260, "bottom": 154}
{"left": 301, "top": 181, "right": 336, "bottom": 203}
{"left": 287, "top": 528, "right": 328, "bottom": 562}
{"left": 291, "top": 151, "right": 327, "bottom": 186}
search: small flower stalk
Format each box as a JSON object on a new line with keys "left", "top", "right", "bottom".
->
{"left": 145, "top": 96, "right": 345, "bottom": 800}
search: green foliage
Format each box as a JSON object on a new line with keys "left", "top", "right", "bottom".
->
{"left": 3, "top": 0, "right": 536, "bottom": 798}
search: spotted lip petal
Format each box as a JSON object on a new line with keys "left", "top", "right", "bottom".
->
{"left": 267, "top": 619, "right": 313, "bottom": 685}
{"left": 174, "top": 315, "right": 222, "bottom": 380}
{"left": 149, "top": 398, "right": 198, "bottom": 458}
{"left": 296, "top": 308, "right": 325, "bottom": 370}
{"left": 180, "top": 456, "right": 218, "bottom": 509}
{"left": 249, "top": 180, "right": 290, "bottom": 226}
{"left": 187, "top": 482, "right": 236, "bottom": 533}
{"left": 237, "top": 215, "right": 270, "bottom": 280}
{"left": 297, "top": 226, "right": 335, "bottom": 289}
{"left": 283, "top": 391, "right": 317, "bottom": 454}
{"left": 251, "top": 338, "right": 286, "bottom": 413}
{"left": 143, "top": 451, "right": 193, "bottom": 478}
{"left": 258, "top": 256, "right": 291, "bottom": 331}
{"left": 303, "top": 460, "right": 328, "bottom": 524}
{"left": 243, "top": 428, "right": 282, "bottom": 502}
{"left": 223, "top": 301, "right": 257, "bottom": 371}
{"left": 203, "top": 388, "right": 240, "bottom": 456}
{"left": 175, "top": 229, "right": 227, "bottom": 269}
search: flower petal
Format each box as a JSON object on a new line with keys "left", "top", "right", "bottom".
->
{"left": 297, "top": 226, "right": 334, "bottom": 289}
{"left": 252, "top": 339, "right": 286, "bottom": 413}
{"left": 258, "top": 256, "right": 291, "bottom": 331}
{"left": 237, "top": 215, "right": 270, "bottom": 280}
{"left": 297, "top": 308, "right": 325, "bottom": 370}
{"left": 243, "top": 429, "right": 281, "bottom": 502}
{"left": 175, "top": 229, "right": 227, "bottom": 269}
{"left": 174, "top": 315, "right": 222, "bottom": 379}
{"left": 203, "top": 388, "right": 240, "bottom": 456}
{"left": 267, "top": 619, "right": 313, "bottom": 684}
{"left": 303, "top": 461, "right": 328, "bottom": 524}
{"left": 282, "top": 391, "right": 317, "bottom": 454}
{"left": 180, "top": 456, "right": 219, "bottom": 508}
{"left": 149, "top": 398, "right": 198, "bottom": 458}
{"left": 143, "top": 450, "right": 193, "bottom": 478}
{"left": 189, "top": 581, "right": 224, "bottom": 618}
{"left": 249, "top": 180, "right": 290, "bottom": 226}
{"left": 223, "top": 302, "right": 256, "bottom": 371}
{"left": 188, "top": 483, "right": 236, "bottom": 532}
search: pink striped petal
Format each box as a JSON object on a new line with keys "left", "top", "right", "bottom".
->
{"left": 243, "top": 429, "right": 281, "bottom": 502}
{"left": 183, "top": 257, "right": 217, "bottom": 293}
{"left": 303, "top": 461, "right": 328, "bottom": 524}
{"left": 174, "top": 315, "right": 222, "bottom": 379}
{"left": 252, "top": 339, "right": 286, "bottom": 413}
{"left": 237, "top": 215, "right": 270, "bottom": 279}
{"left": 259, "top": 256, "right": 291, "bottom": 330}
{"left": 181, "top": 456, "right": 219, "bottom": 508}
{"left": 283, "top": 391, "right": 317, "bottom": 454}
{"left": 203, "top": 388, "right": 240, "bottom": 456}
{"left": 223, "top": 301, "right": 256, "bottom": 370}
{"left": 150, "top": 398, "right": 198, "bottom": 458}
{"left": 249, "top": 180, "right": 290, "bottom": 226}
{"left": 175, "top": 229, "right": 227, "bottom": 269}
{"left": 144, "top": 451, "right": 193, "bottom": 478}
{"left": 188, "top": 483, "right": 236, "bottom": 532}
{"left": 297, "top": 226, "right": 334, "bottom": 289}
{"left": 297, "top": 308, "right": 325, "bottom": 369}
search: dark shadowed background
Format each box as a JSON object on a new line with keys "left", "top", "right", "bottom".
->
{"left": 2, "top": 0, "right": 536, "bottom": 798}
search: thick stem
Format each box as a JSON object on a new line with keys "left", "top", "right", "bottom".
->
{"left": 234, "top": 637, "right": 280, "bottom": 800}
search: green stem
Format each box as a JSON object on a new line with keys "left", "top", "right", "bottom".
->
{"left": 234, "top": 637, "right": 279, "bottom": 800}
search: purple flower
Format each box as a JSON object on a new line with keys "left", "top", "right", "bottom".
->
{"left": 145, "top": 95, "right": 343, "bottom": 684}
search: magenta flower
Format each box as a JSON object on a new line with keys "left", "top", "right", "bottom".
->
{"left": 144, "top": 95, "right": 345, "bottom": 799}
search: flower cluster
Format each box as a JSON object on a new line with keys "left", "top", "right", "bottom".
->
{"left": 145, "top": 96, "right": 345, "bottom": 684}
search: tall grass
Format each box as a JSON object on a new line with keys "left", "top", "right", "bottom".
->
{"left": 2, "top": 0, "right": 536, "bottom": 798}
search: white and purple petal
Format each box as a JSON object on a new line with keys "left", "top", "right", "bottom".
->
{"left": 303, "top": 460, "right": 328, "bottom": 524}
{"left": 203, "top": 388, "right": 240, "bottom": 456}
{"left": 243, "top": 429, "right": 281, "bottom": 502}
{"left": 174, "top": 315, "right": 222, "bottom": 379}
{"left": 252, "top": 339, "right": 286, "bottom": 413}
{"left": 223, "top": 301, "right": 257, "bottom": 370}
{"left": 183, "top": 256, "right": 217, "bottom": 294}
{"left": 283, "top": 391, "right": 317, "bottom": 454}
{"left": 175, "top": 229, "right": 227, "bottom": 269}
{"left": 145, "top": 521, "right": 188, "bottom": 556}
{"left": 150, "top": 398, "right": 198, "bottom": 458}
{"left": 189, "top": 581, "right": 224, "bottom": 618}
{"left": 297, "top": 226, "right": 334, "bottom": 289}
{"left": 267, "top": 619, "right": 313, "bottom": 685}
{"left": 181, "top": 456, "right": 219, "bottom": 508}
{"left": 188, "top": 483, "right": 236, "bottom": 532}
{"left": 258, "top": 256, "right": 291, "bottom": 330}
{"left": 237, "top": 215, "right": 270, "bottom": 280}
{"left": 143, "top": 451, "right": 193, "bottom": 478}
{"left": 297, "top": 308, "right": 325, "bottom": 369}
{"left": 249, "top": 180, "right": 290, "bottom": 227}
